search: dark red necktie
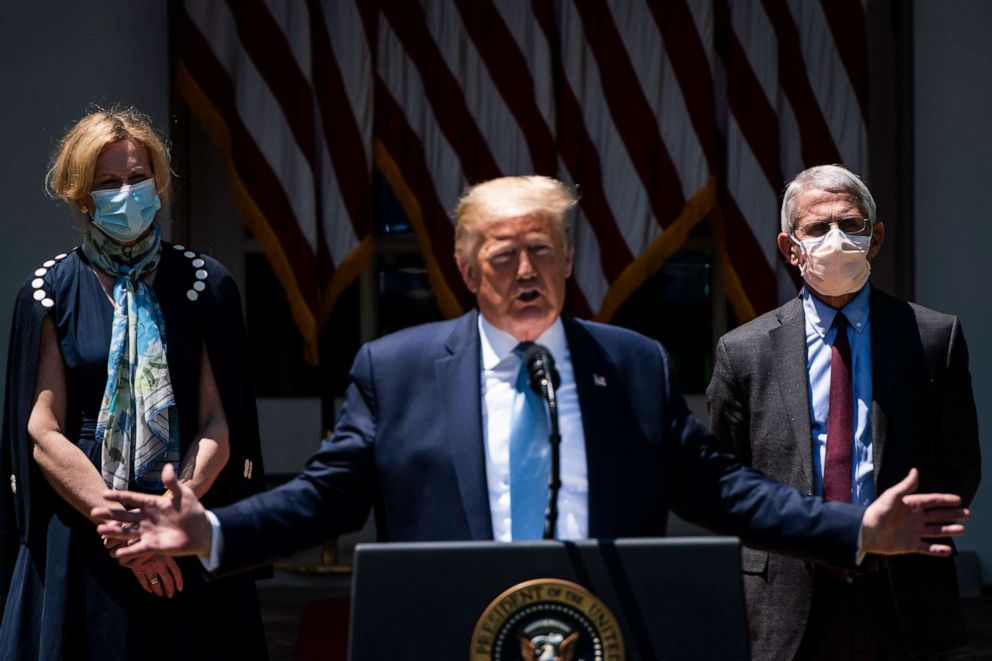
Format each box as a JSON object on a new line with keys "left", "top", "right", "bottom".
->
{"left": 824, "top": 313, "right": 853, "bottom": 502}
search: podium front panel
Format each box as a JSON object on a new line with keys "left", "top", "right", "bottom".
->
{"left": 349, "top": 537, "right": 749, "bottom": 660}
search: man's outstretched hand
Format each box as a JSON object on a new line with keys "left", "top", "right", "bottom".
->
{"left": 861, "top": 468, "right": 969, "bottom": 556}
{"left": 91, "top": 464, "right": 213, "bottom": 561}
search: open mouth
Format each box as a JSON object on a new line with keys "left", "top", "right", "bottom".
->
{"left": 517, "top": 290, "right": 540, "bottom": 303}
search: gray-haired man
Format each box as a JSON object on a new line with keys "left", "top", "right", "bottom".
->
{"left": 708, "top": 165, "right": 981, "bottom": 660}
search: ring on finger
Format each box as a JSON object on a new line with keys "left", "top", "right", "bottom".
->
{"left": 149, "top": 577, "right": 160, "bottom": 585}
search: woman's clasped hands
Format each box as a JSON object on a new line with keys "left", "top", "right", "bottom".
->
{"left": 99, "top": 514, "right": 184, "bottom": 598}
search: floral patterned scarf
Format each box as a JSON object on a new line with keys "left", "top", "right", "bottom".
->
{"left": 82, "top": 226, "right": 180, "bottom": 490}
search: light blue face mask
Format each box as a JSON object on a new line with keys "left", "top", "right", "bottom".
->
{"left": 90, "top": 178, "right": 162, "bottom": 242}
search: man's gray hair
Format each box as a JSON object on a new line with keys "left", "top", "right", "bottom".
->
{"left": 780, "top": 165, "right": 876, "bottom": 235}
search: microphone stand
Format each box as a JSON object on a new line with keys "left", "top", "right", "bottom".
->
{"left": 541, "top": 375, "right": 561, "bottom": 540}
{"left": 522, "top": 343, "right": 562, "bottom": 541}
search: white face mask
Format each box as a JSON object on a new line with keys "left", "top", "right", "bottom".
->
{"left": 792, "top": 227, "right": 872, "bottom": 297}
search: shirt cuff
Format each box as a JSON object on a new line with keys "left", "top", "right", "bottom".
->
{"left": 198, "top": 509, "right": 224, "bottom": 572}
{"left": 855, "top": 522, "right": 866, "bottom": 566}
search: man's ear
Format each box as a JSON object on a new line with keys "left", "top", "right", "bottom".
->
{"left": 868, "top": 221, "right": 885, "bottom": 260}
{"left": 456, "top": 254, "right": 479, "bottom": 294}
{"left": 563, "top": 246, "right": 573, "bottom": 279}
{"left": 777, "top": 233, "right": 801, "bottom": 266}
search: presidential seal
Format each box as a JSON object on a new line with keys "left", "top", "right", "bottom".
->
{"left": 470, "top": 578, "right": 625, "bottom": 661}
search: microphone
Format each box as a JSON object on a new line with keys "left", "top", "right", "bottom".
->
{"left": 522, "top": 343, "right": 561, "bottom": 399}
{"left": 520, "top": 343, "right": 562, "bottom": 540}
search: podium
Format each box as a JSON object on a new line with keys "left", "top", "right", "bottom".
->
{"left": 349, "top": 537, "right": 750, "bottom": 660}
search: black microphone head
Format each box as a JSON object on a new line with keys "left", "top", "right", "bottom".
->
{"left": 522, "top": 343, "right": 561, "bottom": 394}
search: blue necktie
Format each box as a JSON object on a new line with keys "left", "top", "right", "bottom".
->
{"left": 509, "top": 343, "right": 551, "bottom": 540}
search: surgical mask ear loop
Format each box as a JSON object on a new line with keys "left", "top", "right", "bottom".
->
{"left": 789, "top": 233, "right": 813, "bottom": 277}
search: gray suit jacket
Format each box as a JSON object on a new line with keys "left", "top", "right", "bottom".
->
{"left": 707, "top": 288, "right": 981, "bottom": 660}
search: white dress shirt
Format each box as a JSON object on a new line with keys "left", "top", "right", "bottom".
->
{"left": 478, "top": 314, "right": 589, "bottom": 541}
{"left": 201, "top": 509, "right": 223, "bottom": 571}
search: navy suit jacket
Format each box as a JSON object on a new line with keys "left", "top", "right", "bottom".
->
{"left": 216, "top": 312, "right": 863, "bottom": 572}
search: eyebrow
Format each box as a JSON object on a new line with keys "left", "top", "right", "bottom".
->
{"left": 94, "top": 167, "right": 147, "bottom": 179}
{"left": 802, "top": 213, "right": 865, "bottom": 222}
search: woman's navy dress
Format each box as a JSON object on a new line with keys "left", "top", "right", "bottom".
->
{"left": 0, "top": 244, "right": 269, "bottom": 660}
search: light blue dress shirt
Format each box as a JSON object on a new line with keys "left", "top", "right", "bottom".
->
{"left": 803, "top": 285, "right": 874, "bottom": 506}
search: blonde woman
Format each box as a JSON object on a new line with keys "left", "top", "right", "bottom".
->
{"left": 0, "top": 108, "right": 268, "bottom": 659}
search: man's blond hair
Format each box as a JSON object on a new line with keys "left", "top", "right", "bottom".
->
{"left": 453, "top": 176, "right": 577, "bottom": 260}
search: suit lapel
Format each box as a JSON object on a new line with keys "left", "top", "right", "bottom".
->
{"left": 769, "top": 298, "right": 815, "bottom": 492}
{"left": 563, "top": 317, "right": 619, "bottom": 538}
{"left": 434, "top": 311, "right": 493, "bottom": 540}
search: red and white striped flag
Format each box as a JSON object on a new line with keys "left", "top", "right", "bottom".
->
{"left": 711, "top": 0, "right": 868, "bottom": 318}
{"left": 178, "top": 0, "right": 867, "bottom": 357}
{"left": 178, "top": 0, "right": 374, "bottom": 363}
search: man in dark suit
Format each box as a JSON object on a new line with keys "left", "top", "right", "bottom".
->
{"left": 707, "top": 165, "right": 981, "bottom": 660}
{"left": 94, "top": 176, "right": 967, "bottom": 579}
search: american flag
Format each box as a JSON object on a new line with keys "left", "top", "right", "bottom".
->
{"left": 177, "top": 0, "right": 867, "bottom": 359}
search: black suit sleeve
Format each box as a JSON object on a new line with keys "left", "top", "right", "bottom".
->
{"left": 1, "top": 277, "right": 51, "bottom": 614}
{"left": 935, "top": 317, "right": 981, "bottom": 505}
{"left": 199, "top": 261, "right": 268, "bottom": 510}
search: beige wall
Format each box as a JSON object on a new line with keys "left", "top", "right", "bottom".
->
{"left": 0, "top": 2, "right": 171, "bottom": 408}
